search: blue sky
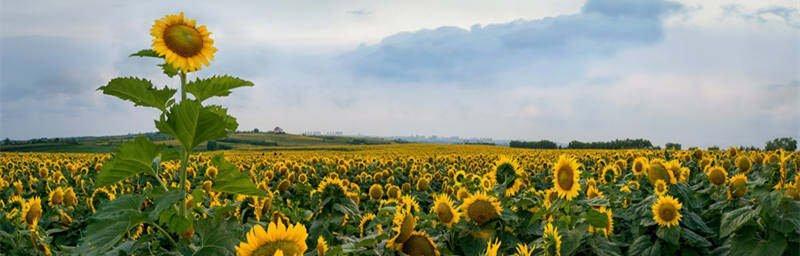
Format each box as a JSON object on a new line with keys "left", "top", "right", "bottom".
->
{"left": 0, "top": 0, "right": 798, "bottom": 147}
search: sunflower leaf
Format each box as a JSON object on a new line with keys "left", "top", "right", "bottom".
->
{"left": 210, "top": 154, "right": 266, "bottom": 197}
{"left": 98, "top": 77, "right": 176, "bottom": 111}
{"left": 130, "top": 49, "right": 161, "bottom": 58}
{"left": 96, "top": 136, "right": 169, "bottom": 186}
{"left": 155, "top": 100, "right": 230, "bottom": 151}
{"left": 185, "top": 75, "right": 254, "bottom": 102}
{"left": 77, "top": 195, "right": 147, "bottom": 255}
{"left": 719, "top": 206, "right": 757, "bottom": 238}
{"left": 160, "top": 63, "right": 179, "bottom": 78}
{"left": 585, "top": 208, "right": 609, "bottom": 228}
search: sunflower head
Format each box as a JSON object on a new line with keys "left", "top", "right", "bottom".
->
{"left": 706, "top": 166, "right": 727, "bottom": 186}
{"left": 21, "top": 197, "right": 42, "bottom": 230}
{"left": 651, "top": 195, "right": 682, "bottom": 227}
{"left": 728, "top": 174, "right": 748, "bottom": 199}
{"left": 236, "top": 219, "right": 308, "bottom": 256}
{"left": 514, "top": 244, "right": 532, "bottom": 256}
{"left": 48, "top": 187, "right": 64, "bottom": 206}
{"left": 461, "top": 192, "right": 502, "bottom": 226}
{"left": 588, "top": 207, "right": 613, "bottom": 237}
{"left": 654, "top": 180, "right": 668, "bottom": 196}
{"left": 388, "top": 209, "right": 417, "bottom": 250}
{"left": 544, "top": 222, "right": 562, "bottom": 256}
{"left": 552, "top": 155, "right": 582, "bottom": 201}
{"left": 151, "top": 12, "right": 216, "bottom": 72}
{"left": 316, "top": 176, "right": 348, "bottom": 199}
{"left": 647, "top": 160, "right": 675, "bottom": 186}
{"left": 586, "top": 185, "right": 604, "bottom": 199}
{"left": 492, "top": 156, "right": 525, "bottom": 197}
{"left": 316, "top": 236, "right": 328, "bottom": 256}
{"left": 632, "top": 157, "right": 649, "bottom": 176}
{"left": 735, "top": 156, "right": 752, "bottom": 173}
{"left": 432, "top": 194, "right": 460, "bottom": 227}
{"left": 401, "top": 231, "right": 440, "bottom": 256}
{"left": 369, "top": 184, "right": 384, "bottom": 200}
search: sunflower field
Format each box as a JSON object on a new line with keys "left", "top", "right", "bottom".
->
{"left": 2, "top": 12, "right": 800, "bottom": 256}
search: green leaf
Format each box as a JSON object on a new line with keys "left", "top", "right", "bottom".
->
{"left": 130, "top": 49, "right": 161, "bottom": 58}
{"left": 185, "top": 75, "right": 254, "bottom": 102}
{"left": 96, "top": 137, "right": 168, "bottom": 186}
{"left": 585, "top": 208, "right": 609, "bottom": 228}
{"left": 656, "top": 226, "right": 680, "bottom": 245}
{"left": 155, "top": 100, "right": 231, "bottom": 151}
{"left": 194, "top": 209, "right": 240, "bottom": 256}
{"left": 682, "top": 227, "right": 712, "bottom": 247}
{"left": 205, "top": 105, "right": 239, "bottom": 131}
{"left": 683, "top": 210, "right": 713, "bottom": 234}
{"left": 211, "top": 154, "right": 267, "bottom": 197}
{"left": 148, "top": 190, "right": 183, "bottom": 221}
{"left": 628, "top": 236, "right": 653, "bottom": 256}
{"left": 730, "top": 228, "right": 787, "bottom": 256}
{"left": 720, "top": 206, "right": 757, "bottom": 238}
{"left": 77, "top": 195, "right": 146, "bottom": 255}
{"left": 159, "top": 63, "right": 179, "bottom": 78}
{"left": 98, "top": 77, "right": 176, "bottom": 111}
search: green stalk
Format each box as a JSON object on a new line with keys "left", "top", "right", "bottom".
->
{"left": 179, "top": 71, "right": 189, "bottom": 217}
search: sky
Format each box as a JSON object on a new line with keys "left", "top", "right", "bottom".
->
{"left": 0, "top": 0, "right": 798, "bottom": 147}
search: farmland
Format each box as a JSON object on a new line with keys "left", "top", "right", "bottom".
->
{"left": 1, "top": 144, "right": 798, "bottom": 255}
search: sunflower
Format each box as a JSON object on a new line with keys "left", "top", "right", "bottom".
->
{"left": 358, "top": 213, "right": 377, "bottom": 237}
{"left": 316, "top": 176, "right": 348, "bottom": 198}
{"left": 588, "top": 207, "right": 613, "bottom": 237}
{"left": 647, "top": 160, "right": 675, "bottom": 186}
{"left": 369, "top": 184, "right": 384, "bottom": 200}
{"left": 21, "top": 197, "right": 42, "bottom": 230}
{"left": 387, "top": 209, "right": 417, "bottom": 250}
{"left": 552, "top": 155, "right": 582, "bottom": 201}
{"left": 735, "top": 156, "right": 752, "bottom": 173}
{"left": 706, "top": 166, "right": 727, "bottom": 186}
{"left": 460, "top": 192, "right": 502, "bottom": 225}
{"left": 585, "top": 185, "right": 604, "bottom": 199}
{"left": 316, "top": 236, "right": 328, "bottom": 256}
{"left": 491, "top": 156, "right": 525, "bottom": 197}
{"left": 432, "top": 194, "right": 460, "bottom": 227}
{"left": 48, "top": 187, "right": 64, "bottom": 206}
{"left": 401, "top": 231, "right": 440, "bottom": 256}
{"left": 654, "top": 180, "right": 668, "bottom": 196}
{"left": 663, "top": 160, "right": 682, "bottom": 184}
{"left": 543, "top": 188, "right": 558, "bottom": 208}
{"left": 651, "top": 195, "right": 682, "bottom": 227}
{"left": 236, "top": 219, "right": 308, "bottom": 256}
{"left": 150, "top": 12, "right": 216, "bottom": 72}
{"left": 514, "top": 244, "right": 532, "bottom": 256}
{"left": 543, "top": 222, "right": 562, "bottom": 256}
{"left": 728, "top": 174, "right": 748, "bottom": 199}
{"left": 484, "top": 239, "right": 501, "bottom": 256}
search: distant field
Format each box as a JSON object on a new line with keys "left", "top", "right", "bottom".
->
{"left": 0, "top": 132, "right": 392, "bottom": 153}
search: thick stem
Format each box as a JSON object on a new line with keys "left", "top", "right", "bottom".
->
{"left": 180, "top": 71, "right": 187, "bottom": 102}
{"left": 151, "top": 222, "right": 179, "bottom": 248}
{"left": 178, "top": 70, "right": 190, "bottom": 218}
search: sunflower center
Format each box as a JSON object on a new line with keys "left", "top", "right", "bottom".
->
{"left": 251, "top": 240, "right": 302, "bottom": 256}
{"left": 467, "top": 200, "right": 497, "bottom": 225}
{"left": 658, "top": 206, "right": 676, "bottom": 222}
{"left": 402, "top": 235, "right": 437, "bottom": 256}
{"left": 557, "top": 166, "right": 574, "bottom": 190}
{"left": 435, "top": 203, "right": 454, "bottom": 223}
{"left": 163, "top": 24, "right": 203, "bottom": 57}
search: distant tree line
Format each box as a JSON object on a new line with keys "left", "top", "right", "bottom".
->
{"left": 568, "top": 139, "right": 654, "bottom": 149}
{"left": 765, "top": 137, "right": 797, "bottom": 151}
{"left": 509, "top": 140, "right": 558, "bottom": 149}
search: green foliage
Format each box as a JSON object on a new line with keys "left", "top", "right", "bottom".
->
{"left": 210, "top": 154, "right": 267, "bottom": 196}
{"left": 719, "top": 206, "right": 757, "bottom": 238}
{"left": 96, "top": 136, "right": 171, "bottom": 186}
{"left": 98, "top": 77, "right": 176, "bottom": 111}
{"left": 155, "top": 100, "right": 236, "bottom": 152}
{"left": 77, "top": 195, "right": 147, "bottom": 255}
{"left": 185, "top": 75, "right": 254, "bottom": 102}
{"left": 765, "top": 137, "right": 797, "bottom": 151}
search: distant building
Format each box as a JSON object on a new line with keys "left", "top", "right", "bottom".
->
{"left": 271, "top": 127, "right": 285, "bottom": 134}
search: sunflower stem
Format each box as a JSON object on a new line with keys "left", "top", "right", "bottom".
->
{"left": 179, "top": 71, "right": 187, "bottom": 102}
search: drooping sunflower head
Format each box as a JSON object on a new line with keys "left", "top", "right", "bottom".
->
{"left": 432, "top": 194, "right": 460, "bottom": 227}
{"left": 316, "top": 176, "right": 348, "bottom": 199}
{"left": 316, "top": 236, "right": 328, "bottom": 256}
{"left": 400, "top": 231, "right": 440, "bottom": 256}
{"left": 651, "top": 195, "right": 682, "bottom": 227}
{"left": 151, "top": 12, "right": 216, "bottom": 72}
{"left": 543, "top": 188, "right": 559, "bottom": 208}
{"left": 552, "top": 155, "right": 582, "bottom": 201}
{"left": 235, "top": 219, "right": 308, "bottom": 256}
{"left": 48, "top": 187, "right": 64, "bottom": 206}
{"left": 735, "top": 156, "right": 752, "bottom": 173}
{"left": 663, "top": 160, "right": 682, "bottom": 184}
{"left": 21, "top": 197, "right": 42, "bottom": 230}
{"left": 647, "top": 160, "right": 674, "bottom": 186}
{"left": 706, "top": 166, "right": 727, "bottom": 186}
{"left": 388, "top": 209, "right": 417, "bottom": 250}
{"left": 728, "top": 174, "right": 748, "bottom": 199}
{"left": 543, "top": 222, "right": 562, "bottom": 256}
{"left": 586, "top": 185, "right": 604, "bottom": 199}
{"left": 632, "top": 157, "right": 648, "bottom": 176}
{"left": 492, "top": 156, "right": 525, "bottom": 197}
{"left": 460, "top": 191, "right": 502, "bottom": 226}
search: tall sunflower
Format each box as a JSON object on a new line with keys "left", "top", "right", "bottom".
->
{"left": 706, "top": 166, "right": 727, "bottom": 186}
{"left": 432, "top": 194, "right": 460, "bottom": 227}
{"left": 460, "top": 192, "right": 502, "bottom": 225}
{"left": 552, "top": 155, "right": 582, "bottom": 201}
{"left": 235, "top": 219, "right": 308, "bottom": 256}
{"left": 728, "top": 174, "right": 748, "bottom": 199}
{"left": 651, "top": 195, "right": 682, "bottom": 227}
{"left": 387, "top": 209, "right": 417, "bottom": 250}
{"left": 151, "top": 12, "right": 216, "bottom": 72}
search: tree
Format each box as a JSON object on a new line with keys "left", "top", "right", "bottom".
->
{"left": 665, "top": 143, "right": 681, "bottom": 150}
{"left": 765, "top": 137, "right": 797, "bottom": 151}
